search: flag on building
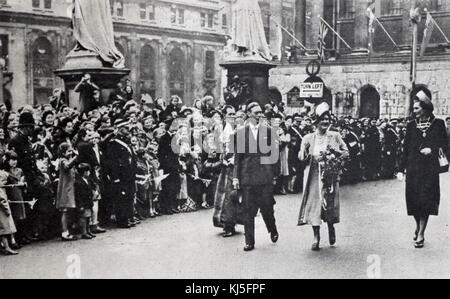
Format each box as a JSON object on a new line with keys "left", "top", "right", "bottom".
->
{"left": 318, "top": 20, "right": 329, "bottom": 63}
{"left": 420, "top": 12, "right": 435, "bottom": 57}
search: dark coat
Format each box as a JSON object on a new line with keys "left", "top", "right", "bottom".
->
{"left": 108, "top": 138, "right": 137, "bottom": 194}
{"left": 76, "top": 141, "right": 100, "bottom": 168}
{"left": 8, "top": 132, "right": 39, "bottom": 185}
{"left": 233, "top": 124, "right": 279, "bottom": 186}
{"left": 75, "top": 176, "right": 94, "bottom": 210}
{"left": 158, "top": 132, "right": 180, "bottom": 174}
{"left": 400, "top": 117, "right": 448, "bottom": 217}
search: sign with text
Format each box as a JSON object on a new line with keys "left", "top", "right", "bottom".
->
{"left": 300, "top": 82, "right": 324, "bottom": 99}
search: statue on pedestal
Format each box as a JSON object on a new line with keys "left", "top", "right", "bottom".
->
{"left": 229, "top": 0, "right": 272, "bottom": 61}
{"left": 71, "top": 0, "right": 124, "bottom": 68}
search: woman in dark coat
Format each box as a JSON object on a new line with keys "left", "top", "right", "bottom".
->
{"left": 399, "top": 95, "right": 448, "bottom": 249}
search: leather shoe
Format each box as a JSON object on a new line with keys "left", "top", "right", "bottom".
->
{"left": 243, "top": 244, "right": 255, "bottom": 252}
{"left": 81, "top": 234, "right": 94, "bottom": 240}
{"left": 92, "top": 226, "right": 107, "bottom": 234}
{"left": 271, "top": 232, "right": 279, "bottom": 243}
{"left": 312, "top": 242, "right": 320, "bottom": 251}
{"left": 223, "top": 231, "right": 235, "bottom": 238}
{"left": 117, "top": 223, "right": 132, "bottom": 229}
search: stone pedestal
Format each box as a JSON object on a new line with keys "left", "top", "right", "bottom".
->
{"left": 352, "top": 0, "right": 369, "bottom": 56}
{"left": 55, "top": 50, "right": 130, "bottom": 110}
{"left": 220, "top": 58, "right": 276, "bottom": 107}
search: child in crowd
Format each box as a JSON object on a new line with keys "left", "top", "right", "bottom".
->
{"left": 56, "top": 142, "right": 78, "bottom": 241}
{"left": 75, "top": 163, "right": 96, "bottom": 240}
{"left": 33, "top": 159, "right": 57, "bottom": 240}
{"left": 3, "top": 151, "right": 27, "bottom": 246}
{"left": 0, "top": 167, "right": 18, "bottom": 255}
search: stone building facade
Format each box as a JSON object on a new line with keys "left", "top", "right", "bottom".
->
{"left": 0, "top": 0, "right": 228, "bottom": 109}
{"left": 263, "top": 0, "right": 450, "bottom": 119}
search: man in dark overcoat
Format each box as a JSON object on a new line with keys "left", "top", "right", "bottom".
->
{"left": 233, "top": 102, "right": 279, "bottom": 252}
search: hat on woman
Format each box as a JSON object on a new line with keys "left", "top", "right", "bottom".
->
{"left": 314, "top": 102, "right": 330, "bottom": 123}
{"left": 414, "top": 90, "right": 434, "bottom": 113}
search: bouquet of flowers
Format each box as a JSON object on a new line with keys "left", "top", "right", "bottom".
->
{"left": 317, "top": 146, "right": 347, "bottom": 201}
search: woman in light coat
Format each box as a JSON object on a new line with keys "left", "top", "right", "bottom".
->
{"left": 298, "top": 103, "right": 349, "bottom": 251}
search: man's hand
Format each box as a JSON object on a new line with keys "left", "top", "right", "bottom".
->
{"left": 397, "top": 172, "right": 405, "bottom": 181}
{"left": 232, "top": 178, "right": 240, "bottom": 190}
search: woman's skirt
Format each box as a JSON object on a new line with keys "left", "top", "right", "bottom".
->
{"left": 298, "top": 160, "right": 340, "bottom": 226}
{"left": 0, "top": 204, "right": 17, "bottom": 236}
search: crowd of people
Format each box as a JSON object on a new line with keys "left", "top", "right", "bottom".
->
{"left": 0, "top": 76, "right": 427, "bottom": 255}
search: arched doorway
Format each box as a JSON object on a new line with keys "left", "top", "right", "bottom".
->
{"left": 168, "top": 47, "right": 185, "bottom": 99}
{"left": 286, "top": 87, "right": 300, "bottom": 107}
{"left": 32, "top": 37, "right": 54, "bottom": 105}
{"left": 139, "top": 44, "right": 156, "bottom": 99}
{"left": 269, "top": 87, "right": 282, "bottom": 105}
{"left": 359, "top": 85, "right": 380, "bottom": 118}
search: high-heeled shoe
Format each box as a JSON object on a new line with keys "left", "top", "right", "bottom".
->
{"left": 312, "top": 240, "right": 320, "bottom": 251}
{"left": 415, "top": 238, "right": 425, "bottom": 249}
{"left": 414, "top": 230, "right": 419, "bottom": 242}
{"left": 329, "top": 228, "right": 336, "bottom": 246}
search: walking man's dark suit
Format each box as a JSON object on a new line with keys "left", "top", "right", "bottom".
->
{"left": 233, "top": 103, "right": 279, "bottom": 252}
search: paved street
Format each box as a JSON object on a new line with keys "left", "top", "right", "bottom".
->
{"left": 2, "top": 175, "right": 450, "bottom": 279}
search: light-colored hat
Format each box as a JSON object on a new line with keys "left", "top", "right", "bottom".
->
{"left": 416, "top": 90, "right": 431, "bottom": 102}
{"left": 315, "top": 102, "right": 330, "bottom": 119}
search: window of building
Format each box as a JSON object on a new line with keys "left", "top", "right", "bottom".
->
{"left": 339, "top": 0, "right": 355, "bottom": 19}
{"left": 222, "top": 14, "right": 228, "bottom": 29}
{"left": 200, "top": 12, "right": 206, "bottom": 27}
{"left": 0, "top": 0, "right": 7, "bottom": 6}
{"left": 168, "top": 47, "right": 185, "bottom": 98}
{"left": 111, "top": 0, "right": 124, "bottom": 17}
{"left": 44, "top": 0, "right": 51, "bottom": 9}
{"left": 171, "top": 7, "right": 184, "bottom": 24}
{"left": 170, "top": 6, "right": 184, "bottom": 25}
{"left": 148, "top": 4, "right": 155, "bottom": 20}
{"left": 423, "top": 0, "right": 446, "bottom": 12}
{"left": 380, "top": 0, "right": 402, "bottom": 16}
{"left": 140, "top": 45, "right": 156, "bottom": 97}
{"left": 32, "top": 0, "right": 40, "bottom": 8}
{"left": 116, "top": 1, "right": 123, "bottom": 17}
{"left": 32, "top": 37, "right": 54, "bottom": 105}
{"left": 0, "top": 35, "right": 8, "bottom": 69}
{"left": 140, "top": 3, "right": 146, "bottom": 19}
{"left": 207, "top": 13, "right": 214, "bottom": 28}
{"left": 205, "top": 51, "right": 215, "bottom": 79}
{"left": 200, "top": 12, "right": 215, "bottom": 28}
{"left": 178, "top": 9, "right": 185, "bottom": 24}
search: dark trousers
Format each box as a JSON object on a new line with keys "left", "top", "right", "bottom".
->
{"left": 160, "top": 172, "right": 181, "bottom": 212}
{"left": 113, "top": 183, "right": 134, "bottom": 225}
{"left": 241, "top": 184, "right": 277, "bottom": 246}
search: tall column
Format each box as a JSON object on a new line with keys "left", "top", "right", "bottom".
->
{"left": 269, "top": 0, "right": 283, "bottom": 58}
{"left": 399, "top": 0, "right": 418, "bottom": 52}
{"left": 352, "top": 0, "right": 369, "bottom": 55}
{"left": 306, "top": 0, "right": 324, "bottom": 50}
{"left": 295, "top": 0, "right": 307, "bottom": 46}
{"left": 158, "top": 37, "right": 169, "bottom": 100}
